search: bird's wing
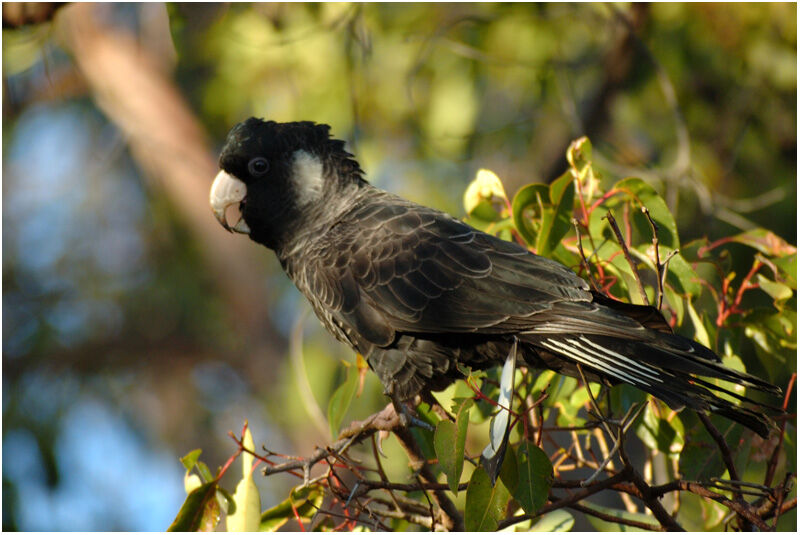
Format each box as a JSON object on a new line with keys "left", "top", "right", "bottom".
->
{"left": 297, "top": 191, "right": 653, "bottom": 346}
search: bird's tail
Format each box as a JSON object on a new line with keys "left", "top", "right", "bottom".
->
{"left": 525, "top": 332, "right": 781, "bottom": 437}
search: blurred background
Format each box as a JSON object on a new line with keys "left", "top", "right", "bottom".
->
{"left": 2, "top": 2, "right": 796, "bottom": 530}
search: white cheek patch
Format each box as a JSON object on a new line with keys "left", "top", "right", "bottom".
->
{"left": 291, "top": 150, "right": 325, "bottom": 205}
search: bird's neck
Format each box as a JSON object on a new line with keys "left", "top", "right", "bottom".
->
{"left": 274, "top": 178, "right": 370, "bottom": 261}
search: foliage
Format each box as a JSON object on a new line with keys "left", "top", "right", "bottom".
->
{"left": 2, "top": 3, "right": 795, "bottom": 531}
{"left": 172, "top": 138, "right": 796, "bottom": 531}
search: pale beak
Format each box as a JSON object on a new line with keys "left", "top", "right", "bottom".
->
{"left": 209, "top": 170, "right": 250, "bottom": 234}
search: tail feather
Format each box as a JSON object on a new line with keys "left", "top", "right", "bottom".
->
{"left": 527, "top": 333, "right": 780, "bottom": 437}
{"left": 633, "top": 333, "right": 780, "bottom": 395}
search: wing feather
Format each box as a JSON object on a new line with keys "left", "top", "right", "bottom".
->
{"left": 291, "top": 191, "right": 593, "bottom": 348}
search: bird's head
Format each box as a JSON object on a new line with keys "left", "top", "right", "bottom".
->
{"left": 210, "top": 118, "right": 364, "bottom": 249}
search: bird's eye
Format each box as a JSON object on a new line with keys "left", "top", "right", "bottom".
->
{"left": 248, "top": 157, "right": 269, "bottom": 177}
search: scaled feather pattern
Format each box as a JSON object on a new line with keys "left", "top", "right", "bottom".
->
{"left": 210, "top": 118, "right": 781, "bottom": 437}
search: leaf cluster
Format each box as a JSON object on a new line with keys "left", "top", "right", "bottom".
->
{"left": 171, "top": 137, "right": 795, "bottom": 531}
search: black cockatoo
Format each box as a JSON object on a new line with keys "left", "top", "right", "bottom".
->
{"left": 210, "top": 118, "right": 779, "bottom": 437}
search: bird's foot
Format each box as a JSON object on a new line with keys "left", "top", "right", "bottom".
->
{"left": 392, "top": 399, "right": 435, "bottom": 431}
{"left": 383, "top": 386, "right": 434, "bottom": 431}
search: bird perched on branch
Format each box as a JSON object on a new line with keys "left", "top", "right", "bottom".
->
{"left": 210, "top": 118, "right": 780, "bottom": 437}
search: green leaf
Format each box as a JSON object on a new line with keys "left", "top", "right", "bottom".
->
{"left": 168, "top": 481, "right": 221, "bottom": 532}
{"left": 635, "top": 401, "right": 684, "bottom": 457}
{"left": 679, "top": 411, "right": 743, "bottom": 480}
{"left": 260, "top": 485, "right": 324, "bottom": 532}
{"left": 663, "top": 285, "right": 685, "bottom": 326}
{"left": 756, "top": 273, "right": 793, "bottom": 302}
{"left": 566, "top": 136, "right": 592, "bottom": 171}
{"left": 226, "top": 427, "right": 261, "bottom": 532}
{"left": 327, "top": 363, "right": 359, "bottom": 439}
{"left": 610, "top": 384, "right": 649, "bottom": 417}
{"left": 583, "top": 503, "right": 660, "bottom": 531}
{"left": 181, "top": 449, "right": 203, "bottom": 471}
{"left": 464, "top": 465, "right": 512, "bottom": 532}
{"left": 196, "top": 461, "right": 214, "bottom": 483}
{"left": 686, "top": 299, "right": 711, "bottom": 348}
{"left": 497, "top": 444, "right": 519, "bottom": 495}
{"left": 410, "top": 402, "right": 439, "bottom": 466}
{"left": 743, "top": 308, "right": 796, "bottom": 355}
{"left": 536, "top": 171, "right": 574, "bottom": 257}
{"left": 512, "top": 183, "right": 549, "bottom": 245}
{"left": 433, "top": 398, "right": 473, "bottom": 493}
{"left": 666, "top": 252, "right": 702, "bottom": 296}
{"left": 499, "top": 511, "right": 533, "bottom": 532}
{"left": 464, "top": 169, "right": 508, "bottom": 222}
{"left": 529, "top": 509, "right": 575, "bottom": 532}
{"left": 592, "top": 239, "right": 645, "bottom": 304}
{"left": 227, "top": 478, "right": 259, "bottom": 531}
{"left": 631, "top": 244, "right": 703, "bottom": 297}
{"left": 729, "top": 228, "right": 797, "bottom": 257}
{"left": 772, "top": 253, "right": 797, "bottom": 288}
{"left": 587, "top": 202, "right": 610, "bottom": 243}
{"left": 512, "top": 441, "right": 554, "bottom": 515}
{"left": 613, "top": 177, "right": 680, "bottom": 249}
{"left": 216, "top": 486, "right": 236, "bottom": 516}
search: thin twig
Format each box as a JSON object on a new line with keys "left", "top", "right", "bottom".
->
{"left": 764, "top": 373, "right": 795, "bottom": 488}
{"left": 496, "top": 469, "right": 634, "bottom": 530}
{"left": 605, "top": 210, "right": 649, "bottom": 305}
{"left": 647, "top": 480, "right": 772, "bottom": 531}
{"left": 697, "top": 412, "right": 743, "bottom": 504}
{"left": 393, "top": 426, "right": 463, "bottom": 531}
{"left": 641, "top": 206, "right": 676, "bottom": 310}
{"left": 566, "top": 502, "right": 664, "bottom": 531}
{"left": 572, "top": 218, "right": 602, "bottom": 293}
{"left": 617, "top": 425, "right": 683, "bottom": 530}
{"left": 370, "top": 434, "right": 402, "bottom": 512}
{"left": 576, "top": 363, "right": 613, "bottom": 438}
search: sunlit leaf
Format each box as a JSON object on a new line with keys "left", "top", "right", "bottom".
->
{"left": 196, "top": 461, "right": 214, "bottom": 484}
{"left": 536, "top": 171, "right": 574, "bottom": 257}
{"left": 512, "top": 441, "right": 553, "bottom": 514}
{"left": 410, "top": 401, "right": 439, "bottom": 466}
{"left": 433, "top": 398, "right": 473, "bottom": 493}
{"left": 771, "top": 253, "right": 797, "bottom": 288}
{"left": 729, "top": 228, "right": 797, "bottom": 257}
{"left": 686, "top": 299, "right": 711, "bottom": 348}
{"left": 756, "top": 273, "right": 793, "bottom": 302}
{"left": 635, "top": 400, "right": 684, "bottom": 457}
{"left": 181, "top": 449, "right": 202, "bottom": 472}
{"left": 630, "top": 244, "right": 702, "bottom": 297}
{"left": 663, "top": 285, "right": 685, "bottom": 326}
{"left": 464, "top": 169, "right": 508, "bottom": 221}
{"left": 610, "top": 178, "right": 679, "bottom": 249}
{"left": 743, "top": 308, "right": 797, "bottom": 357}
{"left": 530, "top": 509, "right": 574, "bottom": 531}
{"left": 566, "top": 136, "right": 592, "bottom": 171}
{"left": 168, "top": 481, "right": 220, "bottom": 532}
{"left": 260, "top": 485, "right": 324, "bottom": 532}
{"left": 512, "top": 183, "right": 549, "bottom": 246}
{"left": 327, "top": 362, "right": 359, "bottom": 439}
{"left": 226, "top": 426, "right": 261, "bottom": 532}
{"left": 464, "top": 465, "right": 512, "bottom": 532}
{"left": 216, "top": 487, "right": 236, "bottom": 516}
{"left": 498, "top": 445, "right": 519, "bottom": 496}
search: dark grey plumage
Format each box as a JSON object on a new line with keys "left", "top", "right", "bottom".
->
{"left": 211, "top": 118, "right": 780, "bottom": 437}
